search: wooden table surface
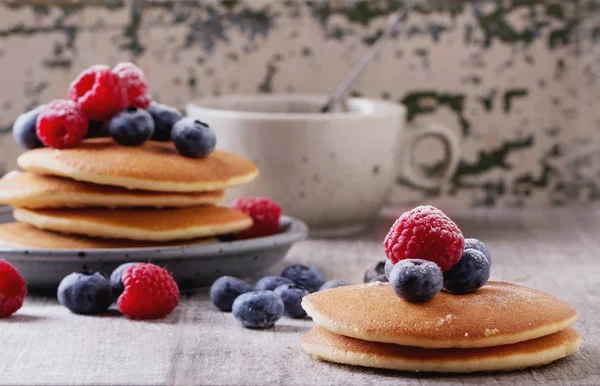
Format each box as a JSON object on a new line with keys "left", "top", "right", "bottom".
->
{"left": 0, "top": 208, "right": 598, "bottom": 385}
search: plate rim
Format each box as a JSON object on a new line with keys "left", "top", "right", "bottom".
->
{"left": 0, "top": 214, "right": 308, "bottom": 262}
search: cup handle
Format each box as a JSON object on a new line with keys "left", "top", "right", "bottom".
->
{"left": 398, "top": 122, "right": 460, "bottom": 190}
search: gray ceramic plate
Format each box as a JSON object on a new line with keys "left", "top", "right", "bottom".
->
{"left": 0, "top": 206, "right": 308, "bottom": 289}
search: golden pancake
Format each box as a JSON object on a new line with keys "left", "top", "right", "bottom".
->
{"left": 0, "top": 172, "right": 225, "bottom": 208}
{"left": 17, "top": 138, "right": 258, "bottom": 192}
{"left": 302, "top": 326, "right": 581, "bottom": 373}
{"left": 302, "top": 282, "right": 578, "bottom": 348}
{"left": 13, "top": 206, "right": 252, "bottom": 242}
{"left": 0, "top": 223, "right": 215, "bottom": 249}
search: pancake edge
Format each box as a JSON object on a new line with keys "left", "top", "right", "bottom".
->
{"left": 18, "top": 156, "right": 258, "bottom": 192}
{"left": 13, "top": 208, "right": 252, "bottom": 242}
{"left": 301, "top": 327, "right": 581, "bottom": 373}
{"left": 301, "top": 297, "right": 578, "bottom": 349}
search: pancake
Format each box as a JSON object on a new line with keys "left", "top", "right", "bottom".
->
{"left": 302, "top": 326, "right": 581, "bottom": 373}
{"left": 0, "top": 223, "right": 215, "bottom": 249}
{"left": 17, "top": 138, "right": 258, "bottom": 192}
{"left": 0, "top": 172, "right": 225, "bottom": 208}
{"left": 302, "top": 282, "right": 578, "bottom": 349}
{"left": 13, "top": 206, "right": 252, "bottom": 242}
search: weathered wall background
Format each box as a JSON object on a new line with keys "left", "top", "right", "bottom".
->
{"left": 0, "top": 0, "right": 598, "bottom": 208}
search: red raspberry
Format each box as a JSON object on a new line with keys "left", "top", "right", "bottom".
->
{"left": 113, "top": 62, "right": 151, "bottom": 109}
{"left": 68, "top": 65, "right": 127, "bottom": 122}
{"left": 36, "top": 100, "right": 88, "bottom": 149}
{"left": 384, "top": 205, "right": 464, "bottom": 271}
{"left": 0, "top": 259, "right": 27, "bottom": 318}
{"left": 117, "top": 263, "right": 179, "bottom": 320}
{"left": 233, "top": 197, "right": 282, "bottom": 239}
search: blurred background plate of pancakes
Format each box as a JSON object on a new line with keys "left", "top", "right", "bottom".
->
{"left": 0, "top": 139, "right": 308, "bottom": 289}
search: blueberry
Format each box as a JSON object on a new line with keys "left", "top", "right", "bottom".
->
{"left": 13, "top": 105, "right": 44, "bottom": 150}
{"left": 464, "top": 238, "right": 492, "bottom": 265}
{"left": 281, "top": 264, "right": 325, "bottom": 293}
{"left": 147, "top": 102, "right": 183, "bottom": 142}
{"left": 384, "top": 259, "right": 394, "bottom": 280}
{"left": 389, "top": 259, "right": 443, "bottom": 303}
{"left": 210, "top": 276, "right": 252, "bottom": 312}
{"left": 255, "top": 276, "right": 294, "bottom": 291}
{"left": 367, "top": 274, "right": 388, "bottom": 283}
{"left": 232, "top": 290, "right": 284, "bottom": 329}
{"left": 87, "top": 120, "right": 109, "bottom": 138}
{"left": 57, "top": 271, "right": 113, "bottom": 314}
{"left": 109, "top": 262, "right": 139, "bottom": 298}
{"left": 274, "top": 284, "right": 309, "bottom": 318}
{"left": 171, "top": 118, "right": 216, "bottom": 158}
{"left": 364, "top": 261, "right": 387, "bottom": 283}
{"left": 443, "top": 249, "right": 490, "bottom": 294}
{"left": 319, "top": 280, "right": 351, "bottom": 291}
{"left": 108, "top": 107, "right": 155, "bottom": 146}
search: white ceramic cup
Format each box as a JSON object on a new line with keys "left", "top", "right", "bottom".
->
{"left": 187, "top": 94, "right": 459, "bottom": 236}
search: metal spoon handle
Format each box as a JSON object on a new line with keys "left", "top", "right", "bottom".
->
{"left": 320, "top": 9, "right": 408, "bottom": 113}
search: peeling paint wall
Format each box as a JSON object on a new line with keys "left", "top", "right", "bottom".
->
{"left": 0, "top": 0, "right": 599, "bottom": 208}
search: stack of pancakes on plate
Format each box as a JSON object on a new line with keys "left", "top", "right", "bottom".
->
{"left": 0, "top": 138, "right": 258, "bottom": 249}
{"left": 301, "top": 281, "right": 580, "bottom": 373}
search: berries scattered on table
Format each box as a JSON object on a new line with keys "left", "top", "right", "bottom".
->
{"left": 108, "top": 107, "right": 155, "bottom": 146}
{"left": 210, "top": 276, "right": 253, "bottom": 312}
{"left": 36, "top": 100, "right": 88, "bottom": 149}
{"left": 0, "top": 259, "right": 27, "bottom": 318}
{"left": 68, "top": 65, "right": 127, "bottom": 122}
{"left": 319, "top": 280, "right": 351, "bottom": 291}
{"left": 147, "top": 102, "right": 183, "bottom": 142}
{"left": 109, "top": 262, "right": 138, "bottom": 298}
{"left": 233, "top": 197, "right": 282, "bottom": 239}
{"left": 274, "top": 284, "right": 309, "bottom": 318}
{"left": 384, "top": 205, "right": 464, "bottom": 271}
{"left": 232, "top": 291, "right": 284, "bottom": 329}
{"left": 254, "top": 276, "right": 294, "bottom": 291}
{"left": 281, "top": 264, "right": 325, "bottom": 293}
{"left": 13, "top": 105, "right": 44, "bottom": 150}
{"left": 443, "top": 249, "right": 491, "bottom": 294}
{"left": 389, "top": 259, "right": 443, "bottom": 303}
{"left": 384, "top": 259, "right": 394, "bottom": 280}
{"left": 364, "top": 261, "right": 387, "bottom": 283}
{"left": 112, "top": 62, "right": 151, "bottom": 109}
{"left": 171, "top": 118, "right": 216, "bottom": 158}
{"left": 464, "top": 238, "right": 492, "bottom": 265}
{"left": 117, "top": 263, "right": 179, "bottom": 320}
{"left": 57, "top": 271, "right": 113, "bottom": 315}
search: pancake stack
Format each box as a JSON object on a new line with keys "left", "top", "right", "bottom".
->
{"left": 0, "top": 138, "right": 259, "bottom": 249}
{"left": 301, "top": 281, "right": 580, "bottom": 373}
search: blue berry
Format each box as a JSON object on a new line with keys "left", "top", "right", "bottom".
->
{"left": 57, "top": 272, "right": 113, "bottom": 314}
{"left": 210, "top": 276, "right": 252, "bottom": 312}
{"left": 319, "top": 280, "right": 351, "bottom": 291}
{"left": 13, "top": 105, "right": 44, "bottom": 150}
{"left": 464, "top": 238, "right": 492, "bottom": 265}
{"left": 255, "top": 276, "right": 294, "bottom": 291}
{"left": 109, "top": 262, "right": 139, "bottom": 298}
{"left": 384, "top": 259, "right": 394, "bottom": 280}
{"left": 364, "top": 261, "right": 387, "bottom": 283}
{"left": 232, "top": 290, "right": 284, "bottom": 329}
{"left": 443, "top": 249, "right": 490, "bottom": 294}
{"left": 281, "top": 264, "right": 325, "bottom": 293}
{"left": 389, "top": 259, "right": 443, "bottom": 303}
{"left": 274, "top": 284, "right": 309, "bottom": 318}
{"left": 147, "top": 102, "right": 183, "bottom": 142}
{"left": 108, "top": 107, "right": 154, "bottom": 146}
{"left": 171, "top": 118, "right": 216, "bottom": 158}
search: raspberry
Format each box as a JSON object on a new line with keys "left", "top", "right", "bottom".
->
{"left": 68, "top": 65, "right": 127, "bottom": 122}
{"left": 36, "top": 100, "right": 88, "bottom": 149}
{"left": 0, "top": 259, "right": 27, "bottom": 318}
{"left": 384, "top": 205, "right": 464, "bottom": 271}
{"left": 117, "top": 263, "right": 179, "bottom": 320}
{"left": 233, "top": 197, "right": 282, "bottom": 239}
{"left": 113, "top": 62, "right": 151, "bottom": 109}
